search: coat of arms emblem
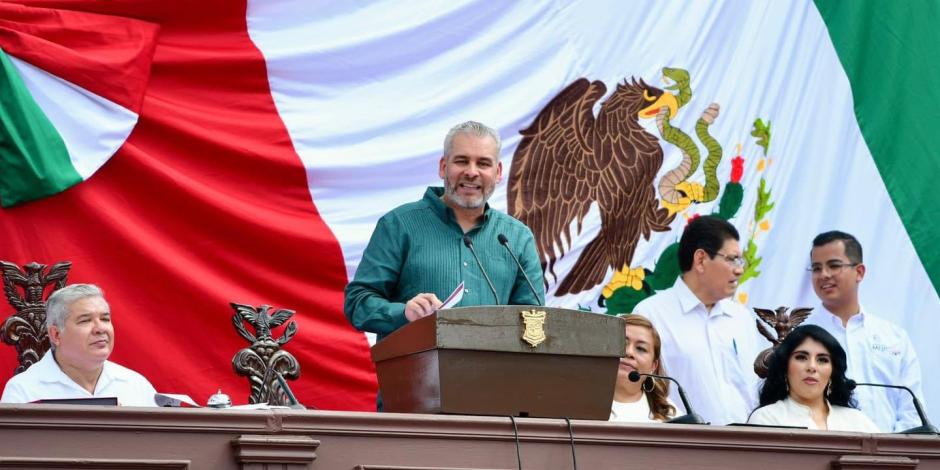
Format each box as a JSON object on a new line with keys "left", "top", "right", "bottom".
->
{"left": 520, "top": 310, "right": 547, "bottom": 348}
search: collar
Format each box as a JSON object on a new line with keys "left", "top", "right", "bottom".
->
{"left": 37, "top": 350, "right": 73, "bottom": 385}
{"left": 38, "top": 350, "right": 121, "bottom": 387}
{"left": 423, "top": 186, "right": 492, "bottom": 227}
{"left": 783, "top": 396, "right": 833, "bottom": 415}
{"left": 818, "top": 304, "right": 866, "bottom": 330}
{"left": 673, "top": 277, "right": 735, "bottom": 318}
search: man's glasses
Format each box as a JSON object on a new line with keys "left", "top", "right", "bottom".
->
{"left": 807, "top": 260, "right": 859, "bottom": 275}
{"left": 713, "top": 251, "right": 746, "bottom": 268}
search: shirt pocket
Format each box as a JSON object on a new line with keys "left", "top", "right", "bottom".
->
{"left": 867, "top": 335, "right": 904, "bottom": 375}
{"left": 715, "top": 327, "right": 754, "bottom": 389}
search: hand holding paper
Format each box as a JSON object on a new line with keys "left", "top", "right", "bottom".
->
{"left": 403, "top": 282, "right": 464, "bottom": 322}
{"left": 404, "top": 292, "right": 443, "bottom": 321}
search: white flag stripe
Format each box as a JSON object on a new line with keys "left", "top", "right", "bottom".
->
{"left": 249, "top": 0, "right": 939, "bottom": 420}
{"left": 8, "top": 54, "right": 137, "bottom": 180}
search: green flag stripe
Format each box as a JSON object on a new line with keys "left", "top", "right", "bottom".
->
{"left": 815, "top": 0, "right": 940, "bottom": 291}
{"left": 0, "top": 48, "right": 81, "bottom": 208}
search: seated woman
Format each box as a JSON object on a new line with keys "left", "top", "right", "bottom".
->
{"left": 748, "top": 324, "right": 879, "bottom": 432}
{"left": 610, "top": 314, "right": 676, "bottom": 423}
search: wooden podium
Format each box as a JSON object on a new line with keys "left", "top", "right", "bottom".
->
{"left": 371, "top": 306, "right": 624, "bottom": 420}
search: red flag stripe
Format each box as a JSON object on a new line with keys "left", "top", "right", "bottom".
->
{"left": 0, "top": 3, "right": 158, "bottom": 113}
{"left": 0, "top": 0, "right": 376, "bottom": 409}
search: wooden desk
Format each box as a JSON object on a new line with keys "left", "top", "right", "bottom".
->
{"left": 0, "top": 405, "right": 937, "bottom": 469}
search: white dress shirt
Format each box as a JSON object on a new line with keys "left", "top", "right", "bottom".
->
{"left": 747, "top": 397, "right": 880, "bottom": 433}
{"left": 634, "top": 277, "right": 768, "bottom": 425}
{"left": 610, "top": 395, "right": 656, "bottom": 423}
{"left": 804, "top": 306, "right": 924, "bottom": 432}
{"left": 609, "top": 394, "right": 677, "bottom": 423}
{"left": 1, "top": 351, "right": 158, "bottom": 406}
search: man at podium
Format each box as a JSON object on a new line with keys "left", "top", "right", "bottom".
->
{"left": 344, "top": 121, "right": 545, "bottom": 344}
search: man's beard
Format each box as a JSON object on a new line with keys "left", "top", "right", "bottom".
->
{"left": 443, "top": 176, "right": 493, "bottom": 209}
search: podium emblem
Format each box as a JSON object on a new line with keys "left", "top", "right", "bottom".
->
{"left": 520, "top": 310, "right": 547, "bottom": 347}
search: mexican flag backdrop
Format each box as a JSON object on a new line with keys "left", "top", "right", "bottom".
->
{"left": 0, "top": 0, "right": 937, "bottom": 419}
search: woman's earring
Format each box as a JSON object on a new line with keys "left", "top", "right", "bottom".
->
{"left": 785, "top": 376, "right": 789, "bottom": 393}
{"left": 642, "top": 376, "right": 655, "bottom": 393}
{"left": 826, "top": 381, "right": 832, "bottom": 398}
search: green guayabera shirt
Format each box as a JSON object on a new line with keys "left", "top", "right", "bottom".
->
{"left": 344, "top": 186, "right": 545, "bottom": 342}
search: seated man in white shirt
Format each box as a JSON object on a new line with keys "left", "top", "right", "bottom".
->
{"left": 803, "top": 231, "right": 924, "bottom": 432}
{"left": 1, "top": 283, "right": 158, "bottom": 406}
{"left": 633, "top": 216, "right": 767, "bottom": 425}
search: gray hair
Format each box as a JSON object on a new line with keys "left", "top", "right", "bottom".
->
{"left": 46, "top": 284, "right": 108, "bottom": 330}
{"left": 443, "top": 121, "right": 502, "bottom": 158}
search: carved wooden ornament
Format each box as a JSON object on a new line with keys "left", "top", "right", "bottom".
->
{"left": 753, "top": 306, "right": 813, "bottom": 378}
{"left": 230, "top": 303, "right": 300, "bottom": 405}
{"left": 1, "top": 261, "right": 71, "bottom": 374}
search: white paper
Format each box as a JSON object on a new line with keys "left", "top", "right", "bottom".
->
{"left": 439, "top": 281, "right": 465, "bottom": 310}
{"left": 154, "top": 393, "right": 201, "bottom": 407}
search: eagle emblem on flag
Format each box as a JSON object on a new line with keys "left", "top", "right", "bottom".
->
{"left": 508, "top": 67, "right": 723, "bottom": 296}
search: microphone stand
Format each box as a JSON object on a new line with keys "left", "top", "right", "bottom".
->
{"left": 497, "top": 233, "right": 542, "bottom": 305}
{"left": 261, "top": 367, "right": 306, "bottom": 410}
{"left": 463, "top": 235, "right": 499, "bottom": 305}
{"left": 850, "top": 380, "right": 938, "bottom": 434}
{"left": 629, "top": 371, "right": 707, "bottom": 425}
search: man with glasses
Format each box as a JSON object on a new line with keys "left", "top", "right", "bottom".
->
{"left": 634, "top": 215, "right": 767, "bottom": 424}
{"left": 804, "top": 231, "right": 924, "bottom": 432}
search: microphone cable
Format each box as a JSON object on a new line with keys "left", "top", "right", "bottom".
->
{"left": 509, "top": 415, "right": 522, "bottom": 470}
{"left": 564, "top": 417, "right": 578, "bottom": 470}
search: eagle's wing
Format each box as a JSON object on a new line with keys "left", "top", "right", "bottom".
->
{"left": 44, "top": 261, "right": 72, "bottom": 290}
{"left": 555, "top": 94, "right": 673, "bottom": 295}
{"left": 229, "top": 302, "right": 257, "bottom": 343}
{"left": 788, "top": 307, "right": 814, "bottom": 329}
{"left": 267, "top": 308, "right": 294, "bottom": 328}
{"left": 754, "top": 307, "right": 777, "bottom": 327}
{"left": 0, "top": 262, "right": 27, "bottom": 310}
{"left": 507, "top": 79, "right": 605, "bottom": 281}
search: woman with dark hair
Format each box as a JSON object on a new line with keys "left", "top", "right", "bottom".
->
{"left": 748, "top": 325, "right": 878, "bottom": 432}
{"left": 610, "top": 314, "right": 676, "bottom": 422}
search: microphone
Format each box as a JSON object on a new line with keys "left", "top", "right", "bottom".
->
{"left": 847, "top": 380, "right": 937, "bottom": 434}
{"left": 497, "top": 233, "right": 542, "bottom": 306}
{"left": 629, "top": 370, "right": 707, "bottom": 425}
{"left": 463, "top": 235, "right": 499, "bottom": 305}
